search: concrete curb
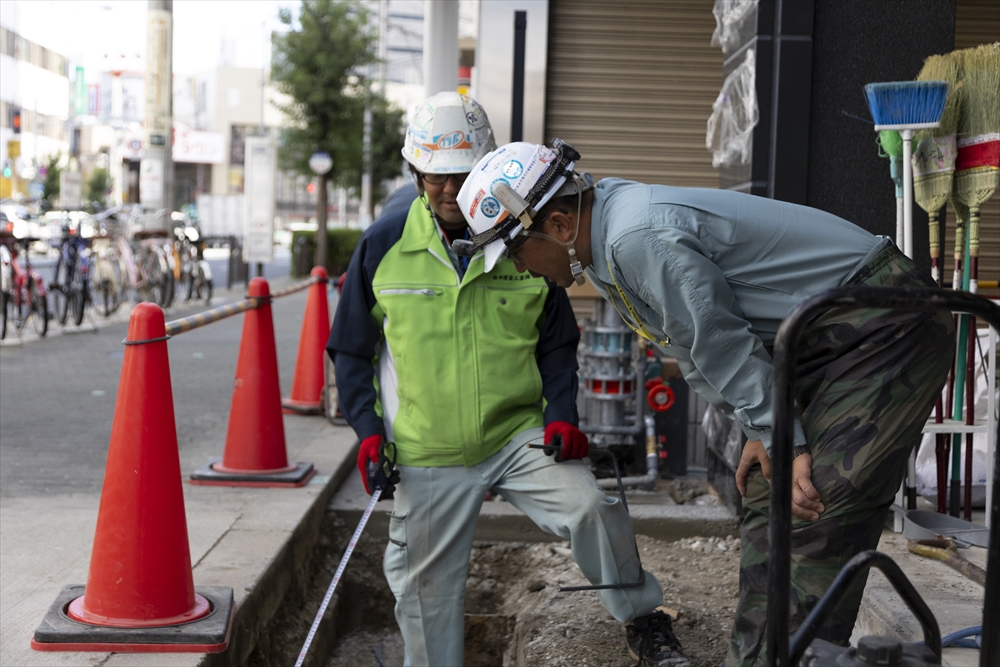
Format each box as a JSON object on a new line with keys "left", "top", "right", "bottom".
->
{"left": 202, "top": 428, "right": 360, "bottom": 667}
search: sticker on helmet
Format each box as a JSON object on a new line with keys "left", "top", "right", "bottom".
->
{"left": 502, "top": 160, "right": 523, "bottom": 178}
{"left": 537, "top": 147, "right": 557, "bottom": 163}
{"left": 490, "top": 178, "right": 510, "bottom": 195}
{"left": 412, "top": 104, "right": 435, "bottom": 129}
{"left": 411, "top": 147, "right": 432, "bottom": 164}
{"left": 480, "top": 197, "right": 501, "bottom": 218}
{"left": 469, "top": 189, "right": 485, "bottom": 218}
{"left": 435, "top": 131, "right": 471, "bottom": 150}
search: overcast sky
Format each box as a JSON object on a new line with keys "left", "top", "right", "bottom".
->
{"left": 2, "top": 0, "right": 297, "bottom": 80}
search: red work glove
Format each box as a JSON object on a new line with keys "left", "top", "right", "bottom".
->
{"left": 544, "top": 421, "right": 589, "bottom": 462}
{"left": 357, "top": 435, "right": 382, "bottom": 495}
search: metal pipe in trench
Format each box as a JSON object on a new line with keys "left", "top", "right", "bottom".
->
{"left": 597, "top": 414, "right": 658, "bottom": 491}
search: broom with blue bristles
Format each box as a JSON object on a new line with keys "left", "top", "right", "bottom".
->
{"left": 865, "top": 80, "right": 950, "bottom": 258}
{"left": 864, "top": 79, "right": 949, "bottom": 513}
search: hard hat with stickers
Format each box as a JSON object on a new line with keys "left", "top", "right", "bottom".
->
{"left": 401, "top": 92, "right": 497, "bottom": 174}
{"left": 454, "top": 140, "right": 593, "bottom": 278}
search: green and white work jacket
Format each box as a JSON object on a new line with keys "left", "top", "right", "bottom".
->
{"left": 327, "top": 194, "right": 580, "bottom": 468}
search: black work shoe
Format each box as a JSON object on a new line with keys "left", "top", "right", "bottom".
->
{"left": 625, "top": 609, "right": 692, "bottom": 667}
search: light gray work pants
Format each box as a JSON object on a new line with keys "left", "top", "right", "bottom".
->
{"left": 383, "top": 427, "right": 664, "bottom": 667}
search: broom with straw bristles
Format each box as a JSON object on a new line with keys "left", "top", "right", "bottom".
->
{"left": 911, "top": 53, "right": 961, "bottom": 513}
{"left": 950, "top": 43, "right": 1000, "bottom": 519}
{"left": 913, "top": 53, "right": 961, "bottom": 287}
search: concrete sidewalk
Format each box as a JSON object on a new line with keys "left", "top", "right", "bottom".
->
{"left": 0, "top": 418, "right": 358, "bottom": 667}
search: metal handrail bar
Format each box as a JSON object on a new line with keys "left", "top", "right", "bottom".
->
{"left": 767, "top": 286, "right": 1000, "bottom": 667}
{"left": 164, "top": 274, "right": 322, "bottom": 336}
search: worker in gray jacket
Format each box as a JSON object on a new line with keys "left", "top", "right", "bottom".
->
{"left": 453, "top": 140, "right": 955, "bottom": 666}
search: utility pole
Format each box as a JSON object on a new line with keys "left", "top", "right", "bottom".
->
{"left": 257, "top": 20, "right": 267, "bottom": 278}
{"left": 360, "top": 1, "right": 388, "bottom": 228}
{"left": 423, "top": 0, "right": 458, "bottom": 97}
{"left": 141, "top": 0, "right": 174, "bottom": 220}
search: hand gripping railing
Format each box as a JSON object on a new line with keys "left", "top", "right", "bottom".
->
{"left": 767, "top": 286, "right": 1000, "bottom": 667}
{"left": 163, "top": 273, "right": 323, "bottom": 336}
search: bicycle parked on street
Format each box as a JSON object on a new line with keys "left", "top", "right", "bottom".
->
{"left": 175, "top": 227, "right": 213, "bottom": 304}
{"left": 49, "top": 227, "right": 92, "bottom": 326}
{"left": 1, "top": 234, "right": 49, "bottom": 339}
{"left": 90, "top": 234, "right": 125, "bottom": 316}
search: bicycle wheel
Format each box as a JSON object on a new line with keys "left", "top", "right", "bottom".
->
{"left": 100, "top": 279, "right": 118, "bottom": 316}
{"left": 202, "top": 278, "right": 213, "bottom": 304}
{"left": 162, "top": 271, "right": 175, "bottom": 308}
{"left": 71, "top": 287, "right": 85, "bottom": 326}
{"left": 1, "top": 291, "right": 9, "bottom": 340}
{"left": 53, "top": 286, "right": 69, "bottom": 325}
{"left": 32, "top": 286, "right": 48, "bottom": 337}
{"left": 71, "top": 265, "right": 87, "bottom": 326}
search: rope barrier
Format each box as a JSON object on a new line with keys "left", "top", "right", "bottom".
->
{"left": 163, "top": 274, "right": 323, "bottom": 337}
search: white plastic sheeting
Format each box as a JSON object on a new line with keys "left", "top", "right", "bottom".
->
{"left": 706, "top": 48, "right": 759, "bottom": 168}
{"left": 710, "top": 0, "right": 759, "bottom": 56}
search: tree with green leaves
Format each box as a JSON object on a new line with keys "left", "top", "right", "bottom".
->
{"left": 41, "top": 154, "right": 62, "bottom": 208}
{"left": 87, "top": 168, "right": 111, "bottom": 210}
{"left": 272, "top": 0, "right": 405, "bottom": 266}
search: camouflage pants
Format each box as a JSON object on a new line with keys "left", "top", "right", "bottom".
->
{"left": 726, "top": 245, "right": 955, "bottom": 666}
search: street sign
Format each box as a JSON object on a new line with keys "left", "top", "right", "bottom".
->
{"left": 243, "top": 137, "right": 277, "bottom": 263}
{"left": 139, "top": 158, "right": 164, "bottom": 209}
{"left": 309, "top": 151, "right": 333, "bottom": 175}
{"left": 7, "top": 140, "right": 20, "bottom": 159}
{"left": 73, "top": 67, "right": 86, "bottom": 116}
{"left": 60, "top": 172, "right": 82, "bottom": 209}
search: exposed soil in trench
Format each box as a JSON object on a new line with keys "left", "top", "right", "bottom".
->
{"left": 249, "top": 478, "right": 739, "bottom": 667}
{"left": 323, "top": 529, "right": 741, "bottom": 667}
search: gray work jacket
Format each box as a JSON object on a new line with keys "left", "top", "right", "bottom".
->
{"left": 584, "top": 178, "right": 887, "bottom": 454}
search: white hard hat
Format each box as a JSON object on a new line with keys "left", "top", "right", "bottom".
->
{"left": 455, "top": 140, "right": 592, "bottom": 272}
{"left": 401, "top": 92, "right": 497, "bottom": 174}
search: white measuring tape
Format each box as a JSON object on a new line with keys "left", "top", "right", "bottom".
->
{"left": 294, "top": 485, "right": 384, "bottom": 667}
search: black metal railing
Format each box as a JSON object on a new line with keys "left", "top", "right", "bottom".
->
{"left": 767, "top": 286, "right": 999, "bottom": 667}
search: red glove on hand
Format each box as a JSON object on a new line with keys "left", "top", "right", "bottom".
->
{"left": 544, "top": 421, "right": 589, "bottom": 462}
{"left": 357, "top": 435, "right": 383, "bottom": 495}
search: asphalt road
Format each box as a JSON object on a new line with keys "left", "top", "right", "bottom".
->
{"left": 0, "top": 250, "right": 334, "bottom": 499}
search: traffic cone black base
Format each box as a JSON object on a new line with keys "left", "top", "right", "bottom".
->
{"left": 281, "top": 396, "right": 324, "bottom": 415}
{"left": 189, "top": 457, "right": 316, "bottom": 487}
{"left": 32, "top": 585, "right": 234, "bottom": 653}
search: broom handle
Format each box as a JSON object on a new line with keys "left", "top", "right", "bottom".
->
{"left": 965, "top": 206, "right": 981, "bottom": 521}
{"left": 901, "top": 130, "right": 914, "bottom": 258}
{"left": 930, "top": 206, "right": 946, "bottom": 511}
{"left": 950, "top": 215, "right": 972, "bottom": 516}
{"left": 928, "top": 209, "right": 941, "bottom": 286}
{"left": 896, "top": 197, "right": 904, "bottom": 251}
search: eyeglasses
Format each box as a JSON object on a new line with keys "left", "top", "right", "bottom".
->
{"left": 420, "top": 172, "right": 468, "bottom": 186}
{"left": 503, "top": 210, "right": 553, "bottom": 263}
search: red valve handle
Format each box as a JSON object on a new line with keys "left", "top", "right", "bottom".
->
{"left": 647, "top": 383, "right": 675, "bottom": 412}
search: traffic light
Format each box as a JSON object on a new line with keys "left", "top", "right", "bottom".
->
{"left": 9, "top": 107, "right": 21, "bottom": 134}
{"left": 1, "top": 159, "right": 11, "bottom": 179}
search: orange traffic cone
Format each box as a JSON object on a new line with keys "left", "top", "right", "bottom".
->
{"left": 190, "top": 277, "right": 315, "bottom": 487}
{"left": 32, "top": 303, "right": 234, "bottom": 653}
{"left": 282, "top": 266, "right": 330, "bottom": 414}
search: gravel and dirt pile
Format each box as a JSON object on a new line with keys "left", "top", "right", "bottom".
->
{"left": 325, "top": 531, "right": 740, "bottom": 667}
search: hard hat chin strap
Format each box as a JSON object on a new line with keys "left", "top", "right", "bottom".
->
{"left": 566, "top": 180, "right": 586, "bottom": 285}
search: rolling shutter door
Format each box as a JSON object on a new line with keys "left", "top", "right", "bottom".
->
{"left": 544, "top": 0, "right": 721, "bottom": 188}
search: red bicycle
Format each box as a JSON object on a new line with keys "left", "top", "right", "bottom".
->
{"left": 1, "top": 234, "right": 49, "bottom": 339}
